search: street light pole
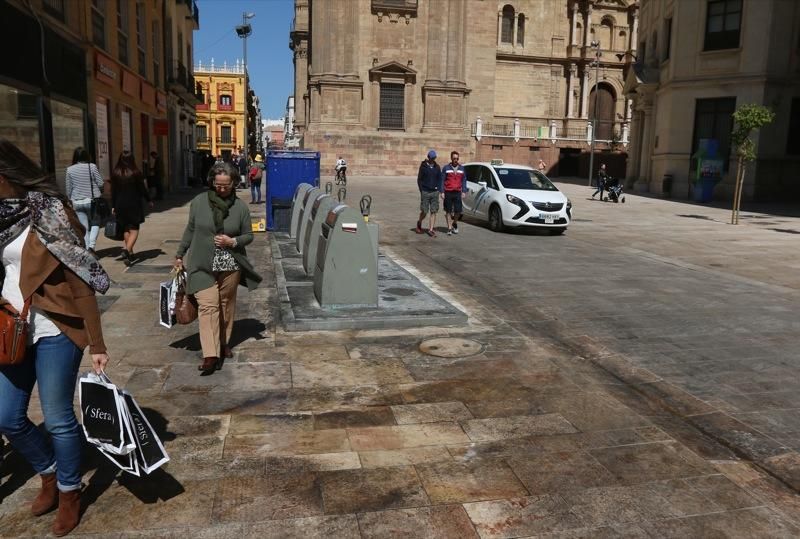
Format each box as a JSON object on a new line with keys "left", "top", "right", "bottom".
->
{"left": 236, "top": 12, "right": 255, "bottom": 159}
{"left": 587, "top": 40, "right": 601, "bottom": 187}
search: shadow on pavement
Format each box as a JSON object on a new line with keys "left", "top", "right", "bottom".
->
{"left": 168, "top": 318, "right": 267, "bottom": 352}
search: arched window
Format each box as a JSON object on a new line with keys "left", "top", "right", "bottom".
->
{"left": 517, "top": 14, "right": 525, "bottom": 46}
{"left": 501, "top": 5, "right": 514, "bottom": 44}
{"left": 600, "top": 17, "right": 615, "bottom": 50}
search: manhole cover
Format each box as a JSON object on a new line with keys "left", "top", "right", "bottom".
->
{"left": 419, "top": 338, "right": 483, "bottom": 358}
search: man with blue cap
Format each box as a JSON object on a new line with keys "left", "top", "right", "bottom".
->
{"left": 416, "top": 149, "right": 441, "bottom": 236}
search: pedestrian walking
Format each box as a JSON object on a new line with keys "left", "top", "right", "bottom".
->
{"left": 65, "top": 147, "right": 104, "bottom": 256}
{"left": 249, "top": 154, "right": 265, "bottom": 204}
{"left": 147, "top": 151, "right": 164, "bottom": 200}
{"left": 538, "top": 158, "right": 547, "bottom": 172}
{"left": 0, "top": 138, "right": 110, "bottom": 537}
{"left": 441, "top": 151, "right": 467, "bottom": 235}
{"left": 416, "top": 150, "right": 441, "bottom": 237}
{"left": 110, "top": 151, "right": 153, "bottom": 265}
{"left": 237, "top": 153, "right": 249, "bottom": 189}
{"left": 175, "top": 162, "right": 262, "bottom": 374}
{"left": 592, "top": 163, "right": 609, "bottom": 201}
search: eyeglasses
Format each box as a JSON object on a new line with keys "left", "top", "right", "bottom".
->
{"left": 214, "top": 182, "right": 233, "bottom": 188}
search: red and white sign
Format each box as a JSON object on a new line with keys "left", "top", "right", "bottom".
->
{"left": 95, "top": 52, "right": 118, "bottom": 87}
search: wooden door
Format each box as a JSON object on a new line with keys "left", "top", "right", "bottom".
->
{"left": 589, "top": 85, "right": 615, "bottom": 140}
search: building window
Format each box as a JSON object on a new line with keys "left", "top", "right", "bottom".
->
{"left": 517, "top": 15, "right": 525, "bottom": 46}
{"left": 221, "top": 125, "right": 232, "bottom": 144}
{"left": 786, "top": 98, "right": 800, "bottom": 155}
{"left": 16, "top": 94, "right": 39, "bottom": 119}
{"left": 220, "top": 95, "right": 232, "bottom": 106}
{"left": 379, "top": 83, "right": 404, "bottom": 129}
{"left": 704, "top": 0, "right": 741, "bottom": 51}
{"left": 117, "top": 0, "right": 129, "bottom": 65}
{"left": 692, "top": 97, "right": 736, "bottom": 171}
{"left": 501, "top": 5, "right": 514, "bottom": 44}
{"left": 136, "top": 2, "right": 146, "bottom": 78}
{"left": 91, "top": 0, "right": 105, "bottom": 50}
{"left": 42, "top": 0, "right": 65, "bottom": 21}
{"left": 197, "top": 124, "right": 208, "bottom": 143}
{"left": 663, "top": 18, "right": 672, "bottom": 61}
{"left": 152, "top": 21, "right": 160, "bottom": 87}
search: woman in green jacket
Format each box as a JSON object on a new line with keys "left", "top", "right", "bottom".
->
{"left": 175, "top": 162, "right": 262, "bottom": 374}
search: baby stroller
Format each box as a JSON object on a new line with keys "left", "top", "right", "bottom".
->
{"left": 606, "top": 176, "right": 625, "bottom": 203}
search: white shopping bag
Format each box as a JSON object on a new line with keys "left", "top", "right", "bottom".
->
{"left": 159, "top": 270, "right": 179, "bottom": 328}
{"left": 79, "top": 373, "right": 136, "bottom": 456}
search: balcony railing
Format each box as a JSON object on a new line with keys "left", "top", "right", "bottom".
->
{"left": 217, "top": 136, "right": 235, "bottom": 145}
{"left": 471, "top": 117, "right": 628, "bottom": 145}
{"left": 372, "top": 0, "right": 418, "bottom": 9}
{"left": 169, "top": 61, "right": 202, "bottom": 104}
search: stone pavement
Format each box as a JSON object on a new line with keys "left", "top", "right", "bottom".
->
{"left": 0, "top": 178, "right": 799, "bottom": 537}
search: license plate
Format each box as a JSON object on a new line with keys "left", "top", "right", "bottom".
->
{"left": 539, "top": 213, "right": 558, "bottom": 224}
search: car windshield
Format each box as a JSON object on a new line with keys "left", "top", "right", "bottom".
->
{"left": 494, "top": 168, "right": 558, "bottom": 191}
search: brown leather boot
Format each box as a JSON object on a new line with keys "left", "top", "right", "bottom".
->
{"left": 52, "top": 489, "right": 81, "bottom": 536}
{"left": 198, "top": 356, "right": 219, "bottom": 374}
{"left": 31, "top": 473, "right": 58, "bottom": 516}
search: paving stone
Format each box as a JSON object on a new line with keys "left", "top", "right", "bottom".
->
{"left": 638, "top": 506, "right": 800, "bottom": 538}
{"left": 507, "top": 450, "right": 619, "bottom": 495}
{"left": 162, "top": 415, "right": 231, "bottom": 437}
{"left": 559, "top": 484, "right": 680, "bottom": 528}
{"left": 589, "top": 441, "right": 714, "bottom": 485}
{"left": 447, "top": 438, "right": 541, "bottom": 462}
{"left": 683, "top": 474, "right": 762, "bottom": 511}
{"left": 229, "top": 412, "right": 315, "bottom": 434}
{"left": 163, "top": 362, "right": 292, "bottom": 392}
{"left": 526, "top": 524, "right": 651, "bottom": 538}
{"left": 358, "top": 505, "right": 479, "bottom": 538}
{"left": 320, "top": 466, "right": 429, "bottom": 514}
{"left": 118, "top": 524, "right": 244, "bottom": 538}
{"left": 273, "top": 344, "right": 351, "bottom": 363}
{"left": 416, "top": 459, "right": 529, "bottom": 504}
{"left": 263, "top": 452, "right": 362, "bottom": 472}
{"left": 347, "top": 423, "right": 470, "bottom": 451}
{"left": 223, "top": 429, "right": 351, "bottom": 457}
{"left": 239, "top": 515, "right": 361, "bottom": 539}
{"left": 391, "top": 402, "right": 474, "bottom": 424}
{"left": 463, "top": 495, "right": 580, "bottom": 538}
{"left": 212, "top": 472, "right": 323, "bottom": 522}
{"left": 313, "top": 407, "right": 397, "bottom": 429}
{"left": 359, "top": 446, "right": 453, "bottom": 468}
{"left": 461, "top": 414, "right": 579, "bottom": 442}
{"left": 291, "top": 359, "right": 414, "bottom": 388}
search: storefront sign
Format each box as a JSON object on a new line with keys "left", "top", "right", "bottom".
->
{"left": 156, "top": 91, "right": 167, "bottom": 113}
{"left": 121, "top": 108, "right": 132, "bottom": 152}
{"left": 122, "top": 70, "right": 139, "bottom": 97}
{"left": 95, "top": 53, "right": 118, "bottom": 87}
{"left": 140, "top": 81, "right": 156, "bottom": 107}
{"left": 96, "top": 97, "right": 110, "bottom": 179}
{"left": 153, "top": 119, "right": 169, "bottom": 136}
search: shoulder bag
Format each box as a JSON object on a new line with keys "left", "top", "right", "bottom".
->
{"left": 89, "top": 164, "right": 111, "bottom": 221}
{"left": 0, "top": 298, "right": 30, "bottom": 365}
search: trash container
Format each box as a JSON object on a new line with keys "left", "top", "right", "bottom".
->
{"left": 692, "top": 178, "right": 717, "bottom": 203}
{"left": 266, "top": 150, "right": 320, "bottom": 231}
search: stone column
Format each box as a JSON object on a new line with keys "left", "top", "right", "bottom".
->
{"left": 584, "top": 5, "right": 592, "bottom": 47}
{"left": 571, "top": 3, "right": 579, "bottom": 46}
{"left": 445, "top": 0, "right": 467, "bottom": 84}
{"left": 566, "top": 64, "right": 576, "bottom": 118}
{"left": 341, "top": 0, "right": 359, "bottom": 76}
{"left": 310, "top": 0, "right": 332, "bottom": 75}
{"left": 626, "top": 108, "right": 641, "bottom": 182}
{"left": 631, "top": 11, "right": 639, "bottom": 52}
{"left": 580, "top": 68, "right": 590, "bottom": 118}
{"left": 428, "top": 4, "right": 448, "bottom": 83}
{"left": 497, "top": 11, "right": 502, "bottom": 47}
{"left": 513, "top": 13, "right": 519, "bottom": 47}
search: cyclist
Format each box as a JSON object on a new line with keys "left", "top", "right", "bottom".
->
{"left": 335, "top": 156, "right": 347, "bottom": 185}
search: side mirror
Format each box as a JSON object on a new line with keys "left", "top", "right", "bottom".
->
{"left": 478, "top": 181, "right": 488, "bottom": 188}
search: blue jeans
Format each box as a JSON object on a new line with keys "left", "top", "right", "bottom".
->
{"left": 73, "top": 200, "right": 101, "bottom": 249}
{"left": 250, "top": 181, "right": 262, "bottom": 203}
{"left": 0, "top": 333, "right": 83, "bottom": 491}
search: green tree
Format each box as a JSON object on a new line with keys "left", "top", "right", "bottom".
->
{"left": 730, "top": 104, "right": 775, "bottom": 224}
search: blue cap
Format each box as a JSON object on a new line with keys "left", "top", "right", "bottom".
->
{"left": 427, "top": 150, "right": 437, "bottom": 159}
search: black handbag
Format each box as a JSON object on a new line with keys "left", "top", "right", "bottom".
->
{"left": 88, "top": 164, "right": 110, "bottom": 220}
{"left": 104, "top": 218, "right": 120, "bottom": 240}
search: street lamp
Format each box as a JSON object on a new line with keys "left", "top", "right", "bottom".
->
{"left": 587, "top": 40, "right": 601, "bottom": 187}
{"left": 236, "top": 12, "right": 255, "bottom": 159}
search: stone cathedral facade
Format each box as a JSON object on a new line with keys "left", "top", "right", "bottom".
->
{"left": 290, "top": 0, "right": 639, "bottom": 176}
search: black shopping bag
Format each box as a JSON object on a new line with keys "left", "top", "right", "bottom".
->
{"left": 104, "top": 217, "right": 122, "bottom": 240}
{"left": 159, "top": 274, "right": 177, "bottom": 328}
{"left": 79, "top": 374, "right": 127, "bottom": 452}
{"left": 123, "top": 392, "right": 170, "bottom": 474}
{"left": 98, "top": 445, "right": 140, "bottom": 477}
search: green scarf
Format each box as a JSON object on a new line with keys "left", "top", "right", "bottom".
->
{"left": 208, "top": 190, "right": 236, "bottom": 233}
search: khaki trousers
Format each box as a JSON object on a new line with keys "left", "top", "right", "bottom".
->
{"left": 195, "top": 271, "right": 240, "bottom": 358}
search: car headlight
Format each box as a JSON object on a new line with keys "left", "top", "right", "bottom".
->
{"left": 506, "top": 194, "right": 524, "bottom": 205}
{"left": 567, "top": 199, "right": 572, "bottom": 209}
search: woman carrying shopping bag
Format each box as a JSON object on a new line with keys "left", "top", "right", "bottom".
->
{"left": 0, "top": 139, "right": 110, "bottom": 536}
{"left": 65, "top": 147, "right": 105, "bottom": 257}
{"left": 175, "top": 162, "right": 261, "bottom": 374}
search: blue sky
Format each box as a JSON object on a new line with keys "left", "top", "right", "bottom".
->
{"left": 194, "top": 0, "right": 294, "bottom": 119}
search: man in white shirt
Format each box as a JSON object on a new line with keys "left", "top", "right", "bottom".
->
{"left": 335, "top": 157, "right": 347, "bottom": 184}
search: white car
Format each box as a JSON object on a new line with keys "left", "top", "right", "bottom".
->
{"left": 462, "top": 160, "right": 572, "bottom": 234}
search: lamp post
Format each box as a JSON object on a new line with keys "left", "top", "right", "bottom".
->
{"left": 236, "top": 12, "right": 255, "bottom": 159}
{"left": 587, "top": 40, "right": 601, "bottom": 186}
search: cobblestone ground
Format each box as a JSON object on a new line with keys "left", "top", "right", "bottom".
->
{"left": 1, "top": 177, "right": 799, "bottom": 538}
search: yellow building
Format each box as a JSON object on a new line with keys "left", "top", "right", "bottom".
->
{"left": 194, "top": 60, "right": 247, "bottom": 160}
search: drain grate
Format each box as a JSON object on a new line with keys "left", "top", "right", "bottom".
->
{"left": 419, "top": 337, "right": 483, "bottom": 358}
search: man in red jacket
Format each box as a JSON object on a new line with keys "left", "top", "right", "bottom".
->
{"left": 440, "top": 151, "right": 467, "bottom": 235}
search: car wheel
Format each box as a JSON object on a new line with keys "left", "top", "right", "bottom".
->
{"left": 489, "top": 205, "right": 504, "bottom": 232}
{"left": 549, "top": 227, "right": 566, "bottom": 236}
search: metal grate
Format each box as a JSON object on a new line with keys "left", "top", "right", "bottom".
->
{"left": 379, "top": 83, "right": 404, "bottom": 129}
{"left": 531, "top": 201, "right": 564, "bottom": 211}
